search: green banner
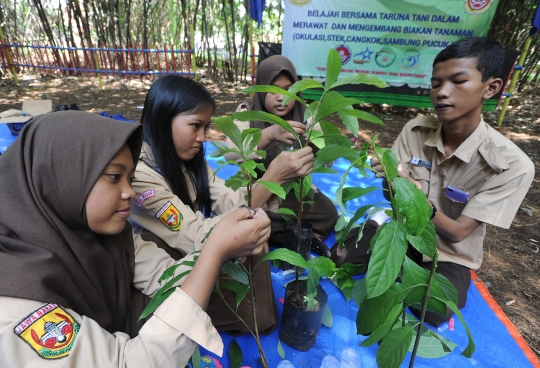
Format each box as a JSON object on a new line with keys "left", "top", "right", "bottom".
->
{"left": 283, "top": 0, "right": 500, "bottom": 86}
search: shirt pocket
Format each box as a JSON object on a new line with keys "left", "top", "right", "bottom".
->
{"left": 409, "top": 165, "right": 430, "bottom": 181}
{"left": 443, "top": 195, "right": 466, "bottom": 220}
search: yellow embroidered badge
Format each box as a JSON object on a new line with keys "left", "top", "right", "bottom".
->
{"left": 155, "top": 201, "right": 183, "bottom": 231}
{"left": 14, "top": 303, "right": 80, "bottom": 359}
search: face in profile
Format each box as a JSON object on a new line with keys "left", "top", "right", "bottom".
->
{"left": 171, "top": 105, "right": 213, "bottom": 161}
{"left": 85, "top": 144, "right": 136, "bottom": 235}
{"left": 264, "top": 72, "right": 296, "bottom": 118}
{"left": 430, "top": 57, "right": 499, "bottom": 126}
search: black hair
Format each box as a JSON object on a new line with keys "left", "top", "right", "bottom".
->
{"left": 141, "top": 75, "right": 215, "bottom": 217}
{"left": 433, "top": 37, "right": 504, "bottom": 82}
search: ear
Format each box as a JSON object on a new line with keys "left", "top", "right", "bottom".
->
{"left": 482, "top": 77, "right": 503, "bottom": 100}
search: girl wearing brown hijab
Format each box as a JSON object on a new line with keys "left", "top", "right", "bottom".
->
{"left": 0, "top": 111, "right": 270, "bottom": 367}
{"left": 225, "top": 55, "right": 339, "bottom": 253}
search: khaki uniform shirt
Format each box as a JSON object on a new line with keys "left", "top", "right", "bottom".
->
{"left": 0, "top": 235, "right": 222, "bottom": 367}
{"left": 393, "top": 116, "right": 534, "bottom": 269}
{"left": 129, "top": 143, "right": 247, "bottom": 253}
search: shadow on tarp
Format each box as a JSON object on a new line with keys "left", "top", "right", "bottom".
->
{"left": 203, "top": 141, "right": 537, "bottom": 368}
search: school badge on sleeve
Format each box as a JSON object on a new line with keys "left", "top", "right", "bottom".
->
{"left": 13, "top": 303, "right": 80, "bottom": 359}
{"left": 155, "top": 201, "right": 183, "bottom": 231}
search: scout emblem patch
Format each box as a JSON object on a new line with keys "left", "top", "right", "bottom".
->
{"left": 13, "top": 303, "right": 80, "bottom": 359}
{"left": 155, "top": 201, "right": 183, "bottom": 231}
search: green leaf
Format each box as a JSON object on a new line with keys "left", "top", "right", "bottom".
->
{"left": 311, "top": 133, "right": 353, "bottom": 148}
{"left": 322, "top": 305, "right": 333, "bottom": 327}
{"left": 241, "top": 160, "right": 258, "bottom": 179}
{"left": 244, "top": 129, "right": 262, "bottom": 154}
{"left": 316, "top": 91, "right": 362, "bottom": 121}
{"left": 334, "top": 214, "right": 347, "bottom": 231}
{"left": 210, "top": 140, "right": 239, "bottom": 158}
{"left": 337, "top": 205, "right": 372, "bottom": 249}
{"left": 283, "top": 79, "right": 324, "bottom": 105}
{"left": 140, "top": 287, "right": 176, "bottom": 320}
{"left": 231, "top": 111, "right": 300, "bottom": 143}
{"left": 401, "top": 257, "right": 447, "bottom": 316}
{"left": 406, "top": 221, "right": 437, "bottom": 258}
{"left": 191, "top": 346, "right": 201, "bottom": 368}
{"left": 410, "top": 328, "right": 457, "bottom": 358}
{"left": 258, "top": 180, "right": 287, "bottom": 199}
{"left": 276, "top": 207, "right": 297, "bottom": 219}
{"left": 325, "top": 48, "right": 344, "bottom": 90}
{"left": 342, "top": 108, "right": 384, "bottom": 125}
{"left": 433, "top": 272, "right": 459, "bottom": 306}
{"left": 439, "top": 299, "right": 476, "bottom": 358}
{"left": 360, "top": 303, "right": 403, "bottom": 347}
{"left": 277, "top": 340, "right": 286, "bottom": 359}
{"left": 333, "top": 276, "right": 357, "bottom": 302}
{"left": 376, "top": 326, "right": 414, "bottom": 368}
{"left": 357, "top": 283, "right": 410, "bottom": 335}
{"left": 213, "top": 117, "right": 243, "bottom": 152}
{"left": 259, "top": 248, "right": 309, "bottom": 269}
{"left": 242, "top": 85, "right": 307, "bottom": 108}
{"left": 304, "top": 100, "right": 318, "bottom": 122}
{"left": 329, "top": 73, "right": 389, "bottom": 90}
{"left": 229, "top": 339, "right": 243, "bottom": 368}
{"left": 319, "top": 121, "right": 342, "bottom": 136}
{"left": 224, "top": 177, "right": 247, "bottom": 191}
{"left": 342, "top": 186, "right": 379, "bottom": 202}
{"left": 352, "top": 278, "right": 367, "bottom": 307}
{"left": 312, "top": 167, "right": 338, "bottom": 174}
{"left": 306, "top": 267, "right": 321, "bottom": 310}
{"left": 223, "top": 280, "right": 250, "bottom": 310}
{"left": 338, "top": 107, "right": 359, "bottom": 138}
{"left": 307, "top": 256, "right": 336, "bottom": 278}
{"left": 301, "top": 175, "right": 312, "bottom": 199}
{"left": 158, "top": 258, "right": 197, "bottom": 283}
{"left": 394, "top": 177, "right": 431, "bottom": 236}
{"left": 365, "top": 220, "right": 408, "bottom": 298}
{"left": 382, "top": 149, "right": 399, "bottom": 182}
{"left": 313, "top": 145, "right": 359, "bottom": 169}
{"left": 221, "top": 262, "right": 249, "bottom": 285}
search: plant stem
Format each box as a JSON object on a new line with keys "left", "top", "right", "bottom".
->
{"left": 247, "top": 258, "right": 268, "bottom": 368}
{"left": 409, "top": 252, "right": 439, "bottom": 368}
{"left": 217, "top": 285, "right": 269, "bottom": 368}
{"left": 295, "top": 177, "right": 304, "bottom": 297}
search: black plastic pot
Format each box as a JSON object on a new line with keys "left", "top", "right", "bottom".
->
{"left": 279, "top": 279, "right": 328, "bottom": 351}
{"left": 280, "top": 220, "right": 312, "bottom": 272}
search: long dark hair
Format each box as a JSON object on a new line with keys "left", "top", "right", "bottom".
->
{"left": 141, "top": 75, "right": 215, "bottom": 217}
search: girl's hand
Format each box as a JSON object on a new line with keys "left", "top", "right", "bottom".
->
{"left": 264, "top": 146, "right": 314, "bottom": 185}
{"left": 268, "top": 121, "right": 306, "bottom": 145}
{"left": 205, "top": 208, "right": 270, "bottom": 263}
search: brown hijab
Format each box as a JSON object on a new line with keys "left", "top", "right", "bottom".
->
{"left": 247, "top": 55, "right": 306, "bottom": 164}
{"left": 0, "top": 111, "right": 142, "bottom": 334}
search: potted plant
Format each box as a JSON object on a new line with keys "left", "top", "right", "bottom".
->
{"left": 334, "top": 136, "right": 476, "bottom": 368}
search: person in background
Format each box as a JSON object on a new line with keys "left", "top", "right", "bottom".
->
{"left": 0, "top": 111, "right": 270, "bottom": 366}
{"left": 225, "top": 55, "right": 339, "bottom": 256}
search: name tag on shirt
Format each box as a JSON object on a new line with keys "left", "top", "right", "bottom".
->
{"left": 411, "top": 157, "right": 432, "bottom": 170}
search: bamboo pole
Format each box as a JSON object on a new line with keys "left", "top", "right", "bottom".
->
{"left": 497, "top": 36, "right": 533, "bottom": 126}
{"left": 0, "top": 25, "right": 19, "bottom": 83}
{"left": 190, "top": 24, "right": 196, "bottom": 80}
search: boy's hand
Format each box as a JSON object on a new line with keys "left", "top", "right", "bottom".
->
{"left": 264, "top": 146, "right": 314, "bottom": 185}
{"left": 205, "top": 208, "right": 270, "bottom": 262}
{"left": 268, "top": 121, "right": 306, "bottom": 145}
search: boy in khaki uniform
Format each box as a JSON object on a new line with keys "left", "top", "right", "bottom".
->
{"left": 368, "top": 37, "right": 534, "bottom": 325}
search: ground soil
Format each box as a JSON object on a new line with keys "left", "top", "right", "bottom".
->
{"left": 1, "top": 74, "right": 539, "bottom": 358}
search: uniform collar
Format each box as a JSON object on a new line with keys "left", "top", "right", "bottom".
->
{"left": 421, "top": 116, "right": 509, "bottom": 172}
